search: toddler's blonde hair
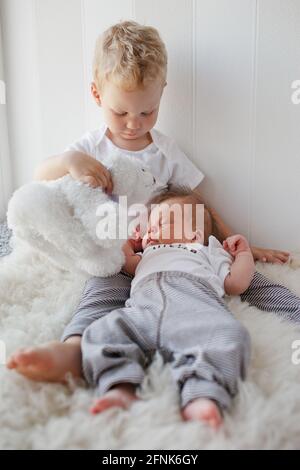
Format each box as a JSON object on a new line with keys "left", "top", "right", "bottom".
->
{"left": 93, "top": 20, "right": 168, "bottom": 91}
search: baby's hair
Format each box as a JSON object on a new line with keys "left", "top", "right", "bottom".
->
{"left": 147, "top": 185, "right": 213, "bottom": 246}
{"left": 93, "top": 20, "right": 168, "bottom": 91}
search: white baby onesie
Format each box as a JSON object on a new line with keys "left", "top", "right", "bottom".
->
{"left": 131, "top": 235, "right": 233, "bottom": 298}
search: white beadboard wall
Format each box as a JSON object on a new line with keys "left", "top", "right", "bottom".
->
{"left": 0, "top": 0, "right": 299, "bottom": 250}
{"left": 0, "top": 12, "right": 12, "bottom": 220}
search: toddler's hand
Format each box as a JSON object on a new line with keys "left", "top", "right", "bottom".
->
{"left": 251, "top": 246, "right": 290, "bottom": 264}
{"left": 223, "top": 234, "right": 251, "bottom": 258}
{"left": 65, "top": 152, "right": 113, "bottom": 193}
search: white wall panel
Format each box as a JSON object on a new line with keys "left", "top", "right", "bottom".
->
{"left": 195, "top": 0, "right": 256, "bottom": 239}
{"left": 0, "top": 14, "right": 12, "bottom": 219}
{"left": 251, "top": 0, "right": 300, "bottom": 250}
{"left": 0, "top": 0, "right": 43, "bottom": 189}
{"left": 35, "top": 0, "right": 85, "bottom": 156}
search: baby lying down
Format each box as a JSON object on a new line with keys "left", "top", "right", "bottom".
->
{"left": 8, "top": 188, "right": 255, "bottom": 429}
{"left": 80, "top": 189, "right": 254, "bottom": 429}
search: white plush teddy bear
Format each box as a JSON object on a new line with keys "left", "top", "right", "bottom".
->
{"left": 7, "top": 154, "right": 160, "bottom": 277}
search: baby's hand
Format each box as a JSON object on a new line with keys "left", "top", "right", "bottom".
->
{"left": 65, "top": 152, "right": 113, "bottom": 193}
{"left": 122, "top": 240, "right": 135, "bottom": 258}
{"left": 223, "top": 234, "right": 251, "bottom": 258}
{"left": 129, "top": 224, "right": 143, "bottom": 252}
{"left": 122, "top": 240, "right": 142, "bottom": 276}
{"left": 251, "top": 246, "right": 290, "bottom": 264}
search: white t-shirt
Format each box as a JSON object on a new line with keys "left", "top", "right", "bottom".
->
{"left": 131, "top": 235, "right": 233, "bottom": 298}
{"left": 65, "top": 124, "right": 204, "bottom": 201}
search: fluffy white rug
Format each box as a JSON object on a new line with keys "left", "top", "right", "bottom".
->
{"left": 1, "top": 242, "right": 300, "bottom": 450}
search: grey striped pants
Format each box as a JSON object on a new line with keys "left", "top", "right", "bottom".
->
{"left": 81, "top": 271, "right": 251, "bottom": 410}
{"left": 61, "top": 270, "right": 300, "bottom": 343}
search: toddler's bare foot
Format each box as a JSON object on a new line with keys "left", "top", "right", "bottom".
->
{"left": 90, "top": 383, "right": 139, "bottom": 414}
{"left": 181, "top": 398, "right": 223, "bottom": 429}
{"left": 6, "top": 337, "right": 82, "bottom": 383}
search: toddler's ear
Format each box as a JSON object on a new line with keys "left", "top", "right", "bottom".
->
{"left": 91, "top": 82, "right": 101, "bottom": 105}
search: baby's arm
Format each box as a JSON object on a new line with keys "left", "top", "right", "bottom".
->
{"left": 34, "top": 151, "right": 113, "bottom": 193}
{"left": 121, "top": 239, "right": 142, "bottom": 276}
{"left": 223, "top": 234, "right": 255, "bottom": 296}
{"left": 193, "top": 183, "right": 290, "bottom": 264}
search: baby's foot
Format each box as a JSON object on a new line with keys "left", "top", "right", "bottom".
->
{"left": 181, "top": 398, "right": 223, "bottom": 429}
{"left": 6, "top": 339, "right": 82, "bottom": 383}
{"left": 90, "top": 383, "right": 139, "bottom": 414}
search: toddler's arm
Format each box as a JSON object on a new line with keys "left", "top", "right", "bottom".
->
{"left": 34, "top": 151, "right": 113, "bottom": 193}
{"left": 223, "top": 235, "right": 255, "bottom": 296}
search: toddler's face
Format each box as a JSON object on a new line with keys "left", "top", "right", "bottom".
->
{"left": 142, "top": 199, "right": 204, "bottom": 249}
{"left": 92, "top": 79, "right": 164, "bottom": 143}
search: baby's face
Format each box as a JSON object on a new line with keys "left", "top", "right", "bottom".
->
{"left": 142, "top": 199, "right": 204, "bottom": 249}
{"left": 92, "top": 79, "right": 165, "bottom": 144}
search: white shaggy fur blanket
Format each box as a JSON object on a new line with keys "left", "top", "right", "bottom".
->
{"left": 1, "top": 242, "right": 300, "bottom": 449}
